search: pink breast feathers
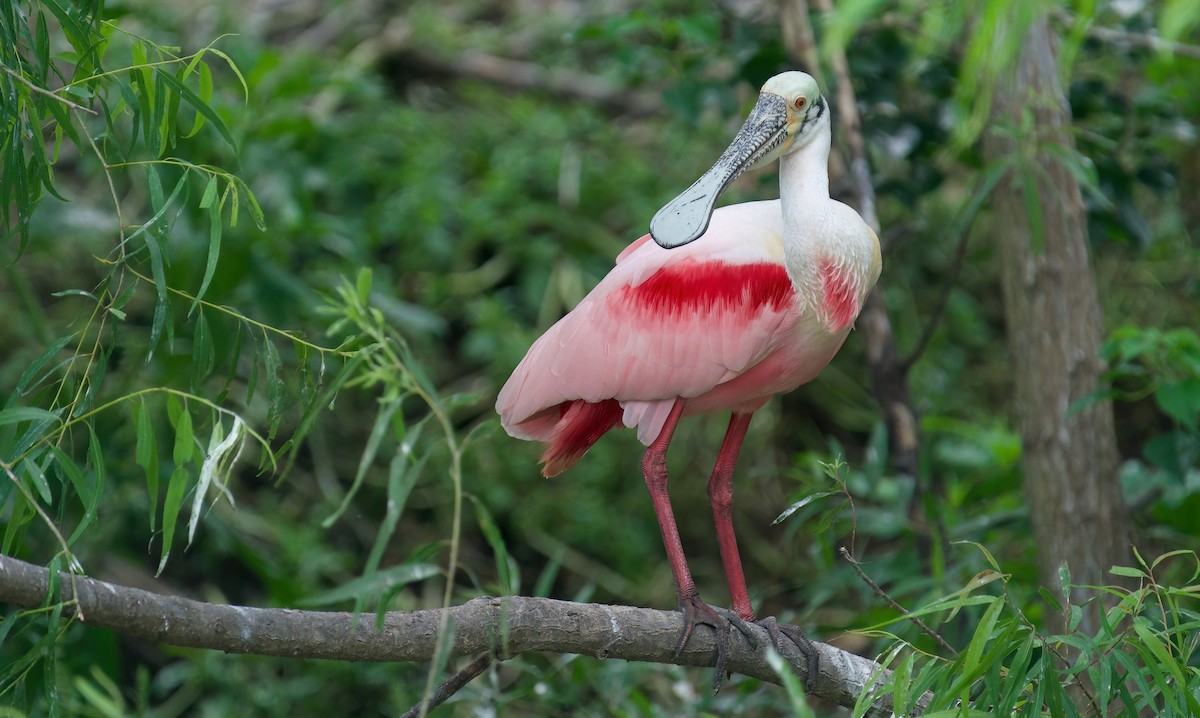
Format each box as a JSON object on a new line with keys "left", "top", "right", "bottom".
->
{"left": 818, "top": 257, "right": 859, "bottom": 332}
{"left": 619, "top": 260, "right": 793, "bottom": 318}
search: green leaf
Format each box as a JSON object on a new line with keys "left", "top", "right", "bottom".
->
{"left": 53, "top": 446, "right": 93, "bottom": 514}
{"left": 3, "top": 492, "right": 32, "bottom": 555}
{"left": 1156, "top": 378, "right": 1200, "bottom": 427}
{"left": 1162, "top": 0, "right": 1200, "bottom": 43}
{"left": 204, "top": 47, "right": 249, "bottom": 101}
{"left": 1038, "top": 586, "right": 1063, "bottom": 612}
{"left": 300, "top": 563, "right": 440, "bottom": 607}
{"left": 198, "top": 176, "right": 218, "bottom": 209}
{"left": 9, "top": 335, "right": 72, "bottom": 401}
{"left": 362, "top": 424, "right": 428, "bottom": 577}
{"left": 1132, "top": 619, "right": 1189, "bottom": 690}
{"left": 0, "top": 407, "right": 62, "bottom": 427}
{"left": 34, "top": 11, "right": 51, "bottom": 78}
{"left": 158, "top": 466, "right": 190, "bottom": 576}
{"left": 19, "top": 455, "right": 53, "bottom": 505}
{"left": 40, "top": 0, "right": 88, "bottom": 52}
{"left": 85, "top": 425, "right": 106, "bottom": 513}
{"left": 244, "top": 333, "right": 260, "bottom": 405}
{"left": 192, "top": 310, "right": 215, "bottom": 384}
{"left": 191, "top": 203, "right": 222, "bottom": 312}
{"left": 764, "top": 646, "right": 816, "bottom": 717}
{"left": 356, "top": 267, "right": 373, "bottom": 306}
{"left": 183, "top": 61, "right": 213, "bottom": 138}
{"left": 890, "top": 649, "right": 914, "bottom": 714}
{"left": 135, "top": 399, "right": 160, "bottom": 532}
{"left": 173, "top": 405, "right": 194, "bottom": 466}
{"left": 472, "top": 495, "right": 515, "bottom": 595}
{"left": 1096, "top": 647, "right": 1113, "bottom": 714}
{"left": 152, "top": 65, "right": 169, "bottom": 155}
{"left": 263, "top": 337, "right": 284, "bottom": 440}
{"left": 821, "top": 0, "right": 888, "bottom": 58}
{"left": 996, "top": 630, "right": 1036, "bottom": 713}
{"left": 138, "top": 168, "right": 188, "bottom": 361}
{"left": 772, "top": 490, "right": 838, "bottom": 525}
{"left": 279, "top": 353, "right": 365, "bottom": 475}
{"left": 322, "top": 398, "right": 400, "bottom": 528}
{"left": 242, "top": 184, "right": 266, "bottom": 231}
{"left": 156, "top": 68, "right": 237, "bottom": 151}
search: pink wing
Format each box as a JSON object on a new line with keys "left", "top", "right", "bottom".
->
{"left": 498, "top": 201, "right": 813, "bottom": 473}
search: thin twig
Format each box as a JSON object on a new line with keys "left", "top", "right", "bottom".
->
{"left": 1047, "top": 9, "right": 1200, "bottom": 59}
{"left": 1085, "top": 24, "right": 1200, "bottom": 58}
{"left": 840, "top": 547, "right": 958, "bottom": 657}
{"left": 2, "top": 66, "right": 98, "bottom": 115}
{"left": 402, "top": 654, "right": 494, "bottom": 718}
{"left": 902, "top": 223, "right": 974, "bottom": 369}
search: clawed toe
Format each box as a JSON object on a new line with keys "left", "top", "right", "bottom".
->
{"left": 714, "top": 606, "right": 759, "bottom": 650}
{"left": 673, "top": 595, "right": 737, "bottom": 694}
{"left": 756, "top": 616, "right": 819, "bottom": 691}
{"left": 669, "top": 601, "right": 819, "bottom": 694}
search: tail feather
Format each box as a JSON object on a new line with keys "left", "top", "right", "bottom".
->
{"left": 536, "top": 399, "right": 623, "bottom": 477}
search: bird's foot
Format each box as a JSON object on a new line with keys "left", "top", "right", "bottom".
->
{"left": 756, "top": 616, "right": 819, "bottom": 692}
{"left": 672, "top": 594, "right": 756, "bottom": 694}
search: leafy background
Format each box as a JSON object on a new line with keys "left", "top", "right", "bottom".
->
{"left": 1, "top": 0, "right": 1198, "bottom": 715}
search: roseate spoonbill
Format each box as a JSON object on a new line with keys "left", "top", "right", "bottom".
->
{"left": 497, "top": 71, "right": 881, "bottom": 688}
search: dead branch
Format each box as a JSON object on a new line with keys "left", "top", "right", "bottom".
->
{"left": 393, "top": 47, "right": 663, "bottom": 116}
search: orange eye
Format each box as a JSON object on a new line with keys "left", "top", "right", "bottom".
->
{"left": 794, "top": 96, "right": 808, "bottom": 110}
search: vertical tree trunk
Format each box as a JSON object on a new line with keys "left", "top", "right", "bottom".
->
{"left": 984, "top": 16, "right": 1131, "bottom": 633}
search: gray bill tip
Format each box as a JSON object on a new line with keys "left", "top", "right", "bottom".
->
{"left": 648, "top": 170, "right": 724, "bottom": 249}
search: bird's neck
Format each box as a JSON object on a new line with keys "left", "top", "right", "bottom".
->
{"left": 778, "top": 129, "right": 832, "bottom": 217}
{"left": 777, "top": 129, "right": 834, "bottom": 293}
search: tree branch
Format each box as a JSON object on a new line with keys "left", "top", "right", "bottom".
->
{"left": 394, "top": 48, "right": 663, "bottom": 117}
{"left": 0, "top": 553, "right": 920, "bottom": 716}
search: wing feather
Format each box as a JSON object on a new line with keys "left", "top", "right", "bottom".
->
{"left": 497, "top": 201, "right": 800, "bottom": 445}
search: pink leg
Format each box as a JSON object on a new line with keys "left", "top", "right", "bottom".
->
{"left": 641, "top": 399, "right": 697, "bottom": 606}
{"left": 710, "top": 413, "right": 821, "bottom": 691}
{"left": 708, "top": 412, "right": 755, "bottom": 622}
{"left": 642, "top": 398, "right": 741, "bottom": 688}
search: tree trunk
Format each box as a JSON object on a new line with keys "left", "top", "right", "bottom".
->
{"left": 984, "top": 16, "right": 1130, "bottom": 634}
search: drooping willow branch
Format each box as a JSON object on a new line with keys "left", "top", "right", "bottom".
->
{"left": 0, "top": 553, "right": 920, "bottom": 716}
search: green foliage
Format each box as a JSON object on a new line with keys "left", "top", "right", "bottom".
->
{"left": 1, "top": 1, "right": 351, "bottom": 712}
{"left": 858, "top": 548, "right": 1200, "bottom": 717}
{"left": 1101, "top": 325, "right": 1200, "bottom": 549}
{"left": 0, "top": 0, "right": 284, "bottom": 564}
{"left": 1, "top": 0, "right": 1198, "bottom": 715}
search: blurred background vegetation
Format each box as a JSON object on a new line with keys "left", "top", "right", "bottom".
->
{"left": 2, "top": 0, "right": 1198, "bottom": 715}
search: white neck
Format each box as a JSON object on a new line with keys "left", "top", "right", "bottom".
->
{"left": 777, "top": 124, "right": 833, "bottom": 293}
{"left": 778, "top": 125, "right": 832, "bottom": 214}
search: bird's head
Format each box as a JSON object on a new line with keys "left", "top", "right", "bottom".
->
{"left": 650, "top": 71, "right": 828, "bottom": 249}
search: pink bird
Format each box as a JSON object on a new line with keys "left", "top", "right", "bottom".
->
{"left": 497, "top": 72, "right": 881, "bottom": 688}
